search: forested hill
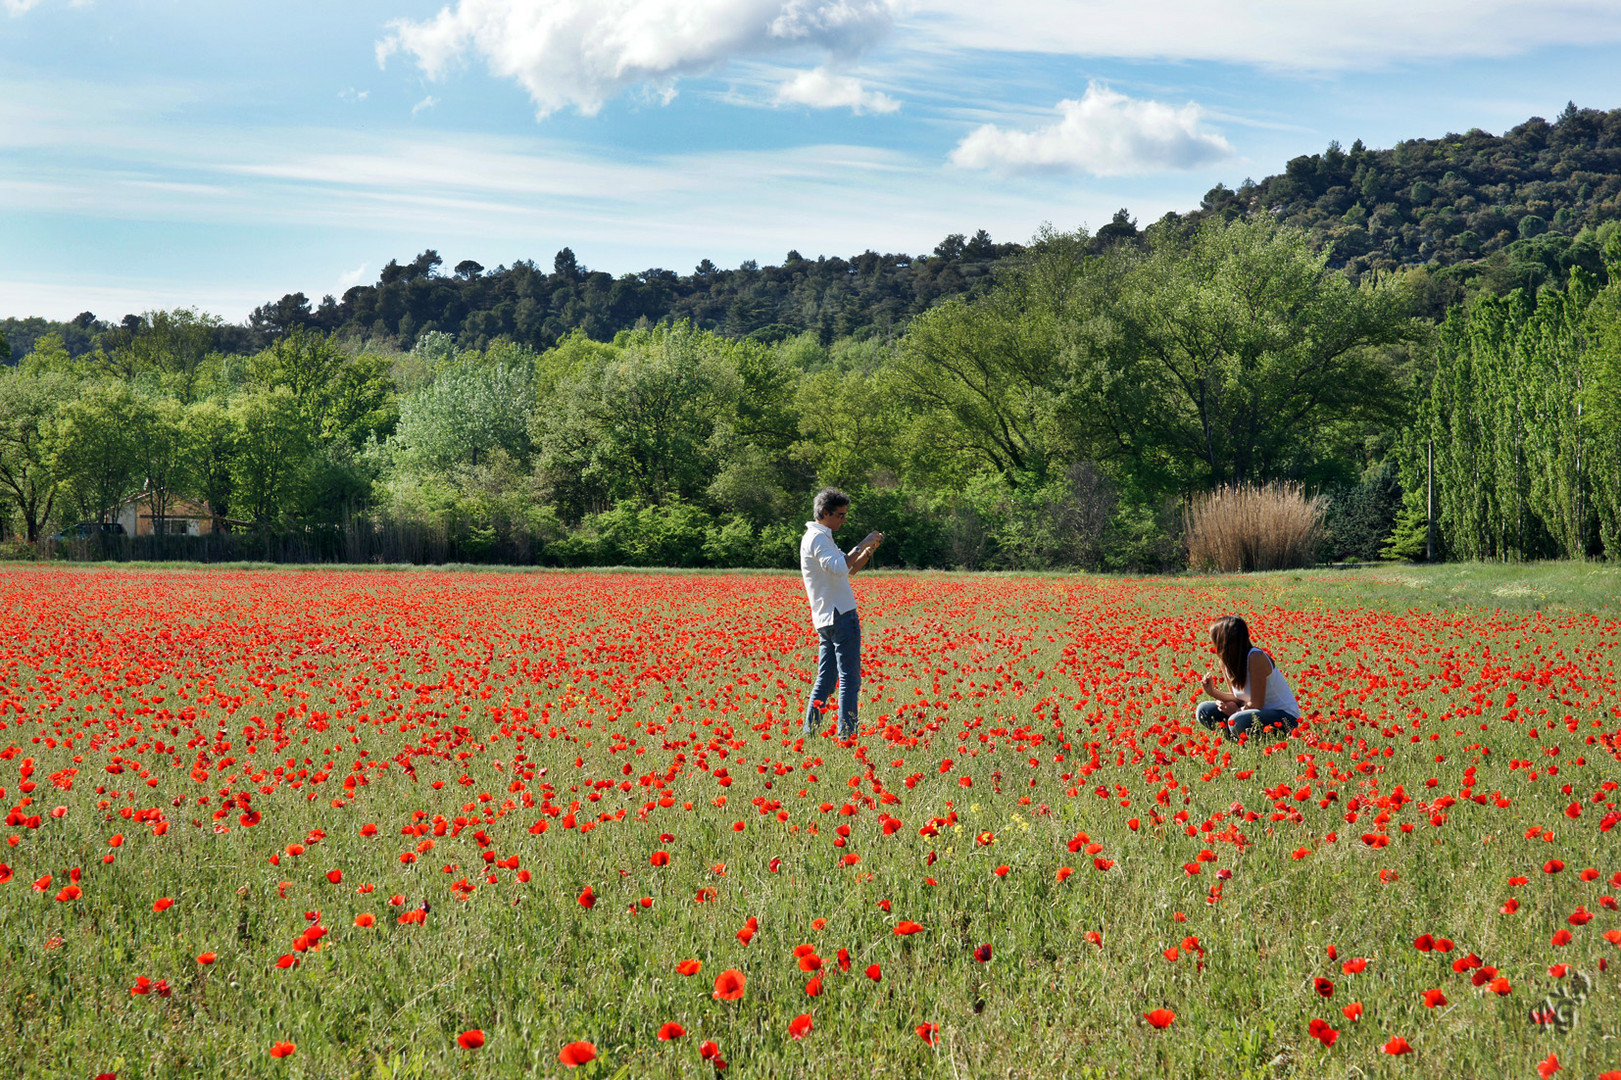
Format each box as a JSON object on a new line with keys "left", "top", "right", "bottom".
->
{"left": 1193, "top": 102, "right": 1621, "bottom": 301}
{"left": 5, "top": 104, "right": 1620, "bottom": 360}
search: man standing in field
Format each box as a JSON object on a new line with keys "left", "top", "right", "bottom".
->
{"left": 801, "top": 488, "right": 882, "bottom": 740}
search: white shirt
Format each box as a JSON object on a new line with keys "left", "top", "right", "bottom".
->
{"left": 800, "top": 521, "right": 858, "bottom": 629}
{"left": 1241, "top": 648, "right": 1302, "bottom": 717}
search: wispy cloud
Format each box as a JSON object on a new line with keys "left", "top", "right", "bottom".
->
{"left": 337, "top": 263, "right": 369, "bottom": 291}
{"left": 908, "top": 0, "right": 1621, "bottom": 69}
{"left": 951, "top": 83, "right": 1232, "bottom": 176}
{"left": 410, "top": 95, "right": 438, "bottom": 116}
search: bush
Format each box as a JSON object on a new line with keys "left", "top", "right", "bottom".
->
{"left": 1185, "top": 482, "right": 1326, "bottom": 572}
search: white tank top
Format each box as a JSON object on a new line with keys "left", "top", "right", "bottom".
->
{"left": 1244, "top": 648, "right": 1300, "bottom": 717}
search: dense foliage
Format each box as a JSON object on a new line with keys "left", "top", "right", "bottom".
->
{"left": 1196, "top": 104, "right": 1621, "bottom": 301}
{"left": 1393, "top": 248, "right": 1621, "bottom": 561}
{"left": 2, "top": 217, "right": 1436, "bottom": 568}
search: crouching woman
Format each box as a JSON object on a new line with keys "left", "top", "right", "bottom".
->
{"left": 1196, "top": 615, "right": 1299, "bottom": 739}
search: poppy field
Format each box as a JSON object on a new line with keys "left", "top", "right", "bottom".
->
{"left": 2, "top": 565, "right": 1619, "bottom": 1079}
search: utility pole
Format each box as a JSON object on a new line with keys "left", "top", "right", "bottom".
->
{"left": 1425, "top": 438, "right": 1434, "bottom": 563}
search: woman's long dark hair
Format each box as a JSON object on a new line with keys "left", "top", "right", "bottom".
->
{"left": 1210, "top": 616, "right": 1254, "bottom": 690}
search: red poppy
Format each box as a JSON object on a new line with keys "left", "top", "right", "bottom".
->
{"left": 1341, "top": 1002, "right": 1363, "bottom": 1022}
{"left": 197, "top": 952, "right": 217, "bottom": 965}
{"left": 1143, "top": 1009, "right": 1175, "bottom": 1029}
{"left": 894, "top": 921, "right": 924, "bottom": 936}
{"left": 1545, "top": 860, "right": 1564, "bottom": 874}
{"left": 865, "top": 964, "right": 881, "bottom": 981}
{"left": 1537, "top": 1052, "right": 1561, "bottom": 1079}
{"left": 578, "top": 886, "right": 596, "bottom": 909}
{"left": 558, "top": 1041, "right": 596, "bottom": 1067}
{"left": 1307, "top": 1018, "right": 1338, "bottom": 1048}
{"left": 699, "top": 1041, "right": 720, "bottom": 1060}
{"left": 650, "top": 851, "right": 670, "bottom": 867}
{"left": 1313, "top": 977, "right": 1334, "bottom": 998}
{"left": 152, "top": 897, "right": 174, "bottom": 913}
{"left": 1382, "top": 1037, "right": 1413, "bottom": 1055}
{"left": 354, "top": 913, "right": 376, "bottom": 927}
{"left": 457, "top": 1030, "right": 485, "bottom": 1050}
{"left": 657, "top": 1022, "right": 685, "bottom": 1041}
{"left": 676, "top": 959, "right": 702, "bottom": 976}
{"left": 269, "top": 1041, "right": 296, "bottom": 1058}
{"left": 804, "top": 975, "right": 822, "bottom": 996}
{"left": 712, "top": 969, "right": 746, "bottom": 1000}
{"left": 1341, "top": 958, "right": 1367, "bottom": 974}
{"left": 1093, "top": 858, "right": 1115, "bottom": 871}
{"left": 973, "top": 943, "right": 992, "bottom": 963}
{"left": 1412, "top": 933, "right": 1433, "bottom": 952}
{"left": 325, "top": 869, "right": 342, "bottom": 884}
{"left": 1422, "top": 989, "right": 1447, "bottom": 1008}
{"left": 788, "top": 1013, "right": 813, "bottom": 1040}
{"left": 916, "top": 1022, "right": 939, "bottom": 1046}
{"left": 1083, "top": 931, "right": 1102, "bottom": 948}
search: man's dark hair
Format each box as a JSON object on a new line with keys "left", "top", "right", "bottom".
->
{"left": 813, "top": 488, "right": 849, "bottom": 521}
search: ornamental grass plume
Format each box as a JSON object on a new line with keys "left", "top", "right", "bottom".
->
{"left": 1185, "top": 482, "right": 1325, "bottom": 571}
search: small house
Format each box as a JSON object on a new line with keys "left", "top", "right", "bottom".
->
{"left": 110, "top": 489, "right": 224, "bottom": 537}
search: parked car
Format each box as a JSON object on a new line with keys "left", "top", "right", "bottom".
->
{"left": 50, "top": 522, "right": 128, "bottom": 541}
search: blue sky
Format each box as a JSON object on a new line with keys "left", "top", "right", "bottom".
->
{"left": 4, "top": 0, "right": 1621, "bottom": 321}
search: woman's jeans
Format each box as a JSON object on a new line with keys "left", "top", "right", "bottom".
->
{"left": 805, "top": 608, "right": 861, "bottom": 737}
{"left": 1196, "top": 699, "right": 1296, "bottom": 738}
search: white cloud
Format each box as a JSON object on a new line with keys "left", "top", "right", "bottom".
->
{"left": 337, "top": 263, "right": 369, "bottom": 291}
{"left": 950, "top": 83, "right": 1232, "bottom": 175}
{"left": 411, "top": 95, "right": 439, "bottom": 116}
{"left": 908, "top": 0, "right": 1621, "bottom": 69}
{"left": 376, "top": 0, "right": 899, "bottom": 118}
{"left": 339, "top": 87, "right": 370, "bottom": 103}
{"left": 776, "top": 66, "right": 898, "bottom": 113}
{"left": 3, "top": 0, "right": 44, "bottom": 14}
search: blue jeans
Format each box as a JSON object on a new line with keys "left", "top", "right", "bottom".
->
{"left": 805, "top": 609, "right": 861, "bottom": 737}
{"left": 1196, "top": 699, "right": 1296, "bottom": 739}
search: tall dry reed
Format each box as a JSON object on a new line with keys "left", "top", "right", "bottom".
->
{"left": 1185, "top": 481, "right": 1326, "bottom": 572}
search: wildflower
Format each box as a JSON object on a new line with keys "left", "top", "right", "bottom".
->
{"left": 558, "top": 1041, "right": 596, "bottom": 1068}
{"left": 712, "top": 969, "right": 746, "bottom": 1000}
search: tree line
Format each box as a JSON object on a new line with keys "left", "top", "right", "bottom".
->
{"left": 13, "top": 213, "right": 1586, "bottom": 570}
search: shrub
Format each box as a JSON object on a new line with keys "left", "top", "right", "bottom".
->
{"left": 1185, "top": 482, "right": 1326, "bottom": 572}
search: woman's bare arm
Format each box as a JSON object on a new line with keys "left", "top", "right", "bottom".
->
{"left": 1246, "top": 651, "right": 1271, "bottom": 711}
